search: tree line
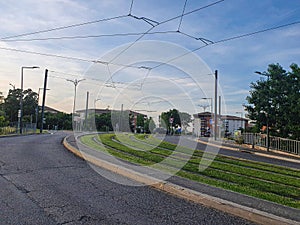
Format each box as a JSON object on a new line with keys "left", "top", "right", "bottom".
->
{"left": 0, "top": 88, "right": 73, "bottom": 130}
{"left": 245, "top": 63, "right": 300, "bottom": 140}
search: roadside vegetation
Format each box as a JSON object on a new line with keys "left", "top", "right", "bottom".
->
{"left": 80, "top": 133, "right": 300, "bottom": 209}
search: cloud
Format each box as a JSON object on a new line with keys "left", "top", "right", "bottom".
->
{"left": 0, "top": 0, "right": 299, "bottom": 116}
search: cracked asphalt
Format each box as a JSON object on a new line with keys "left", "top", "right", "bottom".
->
{"left": 0, "top": 132, "right": 256, "bottom": 225}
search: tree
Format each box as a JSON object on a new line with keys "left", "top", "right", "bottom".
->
{"left": 160, "top": 109, "right": 191, "bottom": 134}
{"left": 95, "top": 112, "right": 113, "bottom": 132}
{"left": 3, "top": 88, "right": 38, "bottom": 123}
{"left": 245, "top": 63, "right": 300, "bottom": 140}
{"left": 23, "top": 89, "right": 38, "bottom": 122}
{"left": 0, "top": 91, "right": 4, "bottom": 104}
{"left": 0, "top": 91, "right": 5, "bottom": 117}
{"left": 3, "top": 88, "right": 22, "bottom": 122}
{"left": 43, "top": 112, "right": 72, "bottom": 130}
{"left": 179, "top": 111, "right": 192, "bottom": 133}
{"left": 144, "top": 117, "right": 155, "bottom": 133}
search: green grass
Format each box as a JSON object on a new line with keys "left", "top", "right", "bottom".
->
{"left": 80, "top": 133, "right": 300, "bottom": 209}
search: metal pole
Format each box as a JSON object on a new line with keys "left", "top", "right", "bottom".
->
{"left": 35, "top": 88, "right": 42, "bottom": 133}
{"left": 40, "top": 69, "right": 48, "bottom": 134}
{"left": 85, "top": 91, "right": 89, "bottom": 129}
{"left": 266, "top": 113, "right": 270, "bottom": 151}
{"left": 19, "top": 67, "right": 24, "bottom": 134}
{"left": 19, "top": 66, "right": 39, "bottom": 134}
{"left": 214, "top": 70, "right": 218, "bottom": 140}
{"left": 219, "top": 95, "right": 221, "bottom": 138}
{"left": 219, "top": 96, "right": 221, "bottom": 116}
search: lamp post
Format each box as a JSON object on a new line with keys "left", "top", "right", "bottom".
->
{"left": 255, "top": 71, "right": 270, "bottom": 151}
{"left": 9, "top": 83, "right": 15, "bottom": 90}
{"left": 94, "top": 98, "right": 101, "bottom": 108}
{"left": 19, "top": 66, "right": 39, "bottom": 134}
{"left": 66, "top": 78, "right": 85, "bottom": 114}
{"left": 201, "top": 98, "right": 213, "bottom": 115}
{"left": 66, "top": 78, "right": 85, "bottom": 131}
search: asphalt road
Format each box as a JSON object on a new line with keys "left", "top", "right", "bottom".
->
{"left": 162, "top": 135, "right": 300, "bottom": 169}
{"left": 0, "top": 132, "right": 256, "bottom": 225}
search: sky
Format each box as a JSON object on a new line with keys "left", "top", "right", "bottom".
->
{"left": 0, "top": 0, "right": 299, "bottom": 121}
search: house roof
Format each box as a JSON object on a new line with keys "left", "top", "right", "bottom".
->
{"left": 194, "top": 112, "right": 248, "bottom": 121}
{"left": 76, "top": 108, "right": 147, "bottom": 117}
{"left": 40, "top": 105, "right": 61, "bottom": 114}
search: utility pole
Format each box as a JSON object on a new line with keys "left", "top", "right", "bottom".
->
{"left": 85, "top": 91, "right": 89, "bottom": 129}
{"left": 214, "top": 70, "right": 218, "bottom": 140}
{"left": 40, "top": 69, "right": 48, "bottom": 133}
{"left": 219, "top": 95, "right": 221, "bottom": 138}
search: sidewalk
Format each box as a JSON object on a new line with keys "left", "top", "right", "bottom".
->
{"left": 64, "top": 134, "right": 300, "bottom": 225}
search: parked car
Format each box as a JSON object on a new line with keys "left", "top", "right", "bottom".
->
{"left": 203, "top": 131, "right": 211, "bottom": 137}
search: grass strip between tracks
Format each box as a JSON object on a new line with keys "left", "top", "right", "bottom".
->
{"left": 80, "top": 133, "right": 300, "bottom": 209}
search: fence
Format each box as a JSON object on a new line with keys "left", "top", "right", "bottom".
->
{"left": 243, "top": 133, "right": 300, "bottom": 155}
{"left": 0, "top": 122, "right": 37, "bottom": 135}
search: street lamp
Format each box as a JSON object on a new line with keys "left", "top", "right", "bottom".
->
{"left": 66, "top": 78, "right": 85, "bottom": 131}
{"left": 19, "top": 66, "right": 39, "bottom": 134}
{"left": 66, "top": 78, "right": 85, "bottom": 114}
{"left": 94, "top": 98, "right": 101, "bottom": 108}
{"left": 9, "top": 83, "right": 15, "bottom": 90}
{"left": 201, "top": 98, "right": 213, "bottom": 115}
{"left": 255, "top": 71, "right": 270, "bottom": 151}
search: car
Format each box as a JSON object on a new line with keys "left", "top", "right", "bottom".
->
{"left": 203, "top": 131, "right": 211, "bottom": 137}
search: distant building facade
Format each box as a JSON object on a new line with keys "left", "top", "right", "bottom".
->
{"left": 193, "top": 112, "right": 248, "bottom": 137}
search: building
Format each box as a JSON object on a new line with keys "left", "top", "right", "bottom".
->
{"left": 192, "top": 112, "right": 212, "bottom": 137}
{"left": 193, "top": 112, "right": 248, "bottom": 137}
{"left": 221, "top": 115, "right": 248, "bottom": 137}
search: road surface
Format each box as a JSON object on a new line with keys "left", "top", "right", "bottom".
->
{"left": 0, "top": 132, "right": 255, "bottom": 225}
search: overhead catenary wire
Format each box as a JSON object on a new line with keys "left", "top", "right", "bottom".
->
{"left": 0, "top": 20, "right": 299, "bottom": 69}
{"left": 0, "top": 1, "right": 221, "bottom": 43}
{"left": 150, "top": 20, "right": 300, "bottom": 71}
{"left": 1, "top": 31, "right": 178, "bottom": 42}
{"left": 108, "top": 0, "right": 223, "bottom": 63}
{"left": 0, "top": 15, "right": 129, "bottom": 40}
{"left": 0, "top": 1, "right": 299, "bottom": 74}
{"left": 178, "top": 0, "right": 188, "bottom": 31}
{"left": 129, "top": 0, "right": 134, "bottom": 15}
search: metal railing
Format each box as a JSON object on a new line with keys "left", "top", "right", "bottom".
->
{"left": 243, "top": 133, "right": 300, "bottom": 155}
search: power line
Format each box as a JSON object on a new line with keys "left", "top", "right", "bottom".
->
{"left": 0, "top": 1, "right": 298, "bottom": 73}
{"left": 0, "top": 1, "right": 223, "bottom": 43}
{"left": 109, "top": 0, "right": 223, "bottom": 63}
{"left": 0, "top": 45, "right": 154, "bottom": 69}
{"left": 1, "top": 31, "right": 177, "bottom": 42}
{"left": 178, "top": 0, "right": 188, "bottom": 31}
{"left": 129, "top": 0, "right": 134, "bottom": 15}
{"left": 1, "top": 19, "right": 299, "bottom": 72}
{"left": 160, "top": 0, "right": 224, "bottom": 26}
{"left": 214, "top": 20, "right": 300, "bottom": 44}
{"left": 0, "top": 15, "right": 129, "bottom": 40}
{"left": 151, "top": 20, "right": 300, "bottom": 70}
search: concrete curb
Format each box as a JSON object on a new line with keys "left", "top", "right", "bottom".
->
{"left": 63, "top": 135, "right": 299, "bottom": 225}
